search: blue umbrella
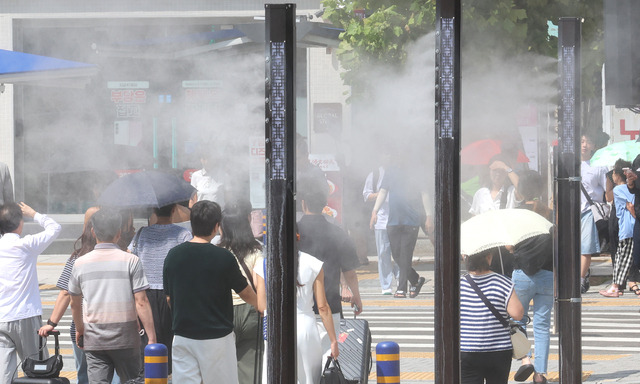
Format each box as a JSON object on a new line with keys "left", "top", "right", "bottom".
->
{"left": 97, "top": 170, "right": 195, "bottom": 208}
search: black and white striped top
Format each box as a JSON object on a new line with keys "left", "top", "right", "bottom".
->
{"left": 56, "top": 256, "right": 77, "bottom": 341}
{"left": 460, "top": 272, "right": 514, "bottom": 352}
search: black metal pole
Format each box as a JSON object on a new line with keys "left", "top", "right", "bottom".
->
{"left": 434, "top": 0, "right": 461, "bottom": 382}
{"left": 556, "top": 17, "right": 582, "bottom": 384}
{"left": 265, "top": 4, "right": 297, "bottom": 384}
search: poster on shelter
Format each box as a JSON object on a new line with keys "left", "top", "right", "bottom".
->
{"left": 249, "top": 136, "right": 266, "bottom": 209}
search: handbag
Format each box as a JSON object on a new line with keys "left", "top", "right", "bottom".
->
{"left": 464, "top": 274, "right": 531, "bottom": 359}
{"left": 319, "top": 357, "right": 357, "bottom": 384}
{"left": 580, "top": 184, "right": 610, "bottom": 222}
{"left": 21, "top": 331, "right": 64, "bottom": 379}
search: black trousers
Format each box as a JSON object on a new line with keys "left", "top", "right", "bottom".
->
{"left": 145, "top": 289, "right": 174, "bottom": 374}
{"left": 387, "top": 225, "right": 419, "bottom": 292}
{"left": 461, "top": 350, "right": 512, "bottom": 384}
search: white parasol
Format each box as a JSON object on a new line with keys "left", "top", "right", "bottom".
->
{"left": 461, "top": 209, "right": 554, "bottom": 256}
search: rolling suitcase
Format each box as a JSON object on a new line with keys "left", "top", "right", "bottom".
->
{"left": 338, "top": 318, "right": 372, "bottom": 384}
{"left": 13, "top": 330, "right": 70, "bottom": 384}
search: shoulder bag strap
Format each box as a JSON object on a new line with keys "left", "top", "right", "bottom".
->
{"left": 464, "top": 274, "right": 510, "bottom": 328}
{"left": 580, "top": 183, "right": 596, "bottom": 206}
{"left": 238, "top": 256, "right": 255, "bottom": 291}
{"left": 131, "top": 226, "right": 145, "bottom": 255}
{"left": 580, "top": 183, "right": 607, "bottom": 218}
{"left": 499, "top": 186, "right": 508, "bottom": 209}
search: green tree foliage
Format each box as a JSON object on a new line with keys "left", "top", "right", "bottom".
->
{"left": 322, "top": 0, "right": 603, "bottom": 104}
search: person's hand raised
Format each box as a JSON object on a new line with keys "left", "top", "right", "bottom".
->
{"left": 19, "top": 202, "right": 36, "bottom": 218}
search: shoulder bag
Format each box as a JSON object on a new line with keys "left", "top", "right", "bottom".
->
{"left": 319, "top": 357, "right": 357, "bottom": 384}
{"left": 464, "top": 274, "right": 531, "bottom": 359}
{"left": 580, "top": 183, "right": 610, "bottom": 223}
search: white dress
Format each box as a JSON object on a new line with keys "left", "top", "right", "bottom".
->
{"left": 296, "top": 252, "right": 324, "bottom": 384}
{"left": 253, "top": 252, "right": 325, "bottom": 384}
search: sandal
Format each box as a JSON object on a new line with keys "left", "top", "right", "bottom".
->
{"left": 599, "top": 286, "right": 623, "bottom": 297}
{"left": 409, "top": 277, "right": 426, "bottom": 298}
{"left": 628, "top": 284, "right": 640, "bottom": 296}
{"left": 394, "top": 291, "right": 406, "bottom": 298}
{"left": 533, "top": 373, "right": 548, "bottom": 384}
{"left": 514, "top": 364, "right": 534, "bottom": 381}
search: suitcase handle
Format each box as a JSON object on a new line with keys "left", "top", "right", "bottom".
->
{"left": 38, "top": 330, "right": 62, "bottom": 358}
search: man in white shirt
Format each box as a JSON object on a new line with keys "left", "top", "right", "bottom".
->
{"left": 190, "top": 154, "right": 226, "bottom": 208}
{"left": 0, "top": 202, "right": 61, "bottom": 384}
{"left": 580, "top": 133, "right": 608, "bottom": 293}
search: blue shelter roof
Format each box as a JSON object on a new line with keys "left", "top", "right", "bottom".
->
{"left": 0, "top": 49, "right": 98, "bottom": 85}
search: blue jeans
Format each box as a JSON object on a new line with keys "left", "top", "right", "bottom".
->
{"left": 73, "top": 340, "right": 120, "bottom": 384}
{"left": 375, "top": 229, "right": 398, "bottom": 291}
{"left": 512, "top": 269, "right": 553, "bottom": 374}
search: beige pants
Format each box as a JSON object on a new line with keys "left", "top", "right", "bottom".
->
{"left": 172, "top": 333, "right": 238, "bottom": 384}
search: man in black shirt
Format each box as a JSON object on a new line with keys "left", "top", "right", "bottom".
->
{"left": 297, "top": 184, "right": 363, "bottom": 327}
{"left": 163, "top": 201, "right": 257, "bottom": 384}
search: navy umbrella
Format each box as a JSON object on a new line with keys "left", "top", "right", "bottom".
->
{"left": 97, "top": 170, "right": 195, "bottom": 208}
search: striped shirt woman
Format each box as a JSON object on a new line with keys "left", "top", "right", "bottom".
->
{"left": 460, "top": 248, "right": 524, "bottom": 384}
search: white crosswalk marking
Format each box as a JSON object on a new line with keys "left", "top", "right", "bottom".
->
{"left": 360, "top": 306, "right": 640, "bottom": 354}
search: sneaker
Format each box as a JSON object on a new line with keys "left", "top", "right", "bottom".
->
{"left": 409, "top": 277, "right": 426, "bottom": 298}
{"left": 382, "top": 289, "right": 393, "bottom": 295}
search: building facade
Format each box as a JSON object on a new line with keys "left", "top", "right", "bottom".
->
{"left": 0, "top": 1, "right": 350, "bottom": 213}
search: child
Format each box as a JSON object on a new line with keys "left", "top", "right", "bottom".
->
{"left": 600, "top": 159, "right": 635, "bottom": 297}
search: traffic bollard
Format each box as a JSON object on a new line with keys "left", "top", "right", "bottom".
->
{"left": 376, "top": 341, "right": 400, "bottom": 384}
{"left": 144, "top": 343, "right": 168, "bottom": 384}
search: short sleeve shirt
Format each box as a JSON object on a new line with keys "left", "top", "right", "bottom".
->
{"left": 460, "top": 272, "right": 514, "bottom": 352}
{"left": 614, "top": 184, "right": 635, "bottom": 240}
{"left": 163, "top": 242, "right": 248, "bottom": 340}
{"left": 581, "top": 160, "right": 608, "bottom": 213}
{"left": 297, "top": 215, "right": 360, "bottom": 314}
{"left": 127, "top": 224, "right": 192, "bottom": 289}
{"left": 68, "top": 243, "right": 149, "bottom": 351}
{"left": 380, "top": 167, "right": 426, "bottom": 227}
{"left": 469, "top": 186, "right": 518, "bottom": 216}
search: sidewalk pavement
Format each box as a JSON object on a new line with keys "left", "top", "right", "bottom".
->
{"left": 36, "top": 248, "right": 640, "bottom": 384}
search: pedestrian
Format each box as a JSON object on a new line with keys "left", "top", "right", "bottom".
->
{"left": 128, "top": 203, "right": 192, "bottom": 373}
{"left": 460, "top": 248, "right": 524, "bottom": 384}
{"left": 218, "top": 200, "right": 264, "bottom": 384}
{"left": 369, "top": 158, "right": 430, "bottom": 298}
{"left": 363, "top": 152, "right": 398, "bottom": 295}
{"left": 469, "top": 154, "right": 521, "bottom": 277}
{"left": 190, "top": 149, "right": 226, "bottom": 208}
{"left": 298, "top": 181, "right": 363, "bottom": 333}
{"left": 468, "top": 154, "right": 520, "bottom": 216}
{"left": 37, "top": 207, "right": 122, "bottom": 384}
{"left": 254, "top": 245, "right": 339, "bottom": 384}
{"left": 0, "top": 161, "right": 13, "bottom": 206}
{"left": 0, "top": 202, "right": 61, "bottom": 384}
{"left": 579, "top": 132, "right": 608, "bottom": 293}
{"left": 600, "top": 160, "right": 635, "bottom": 297}
{"left": 624, "top": 155, "right": 640, "bottom": 295}
{"left": 163, "top": 200, "right": 258, "bottom": 384}
{"left": 510, "top": 171, "right": 553, "bottom": 384}
{"left": 68, "top": 208, "right": 156, "bottom": 384}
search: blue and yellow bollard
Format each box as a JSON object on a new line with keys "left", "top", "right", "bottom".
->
{"left": 376, "top": 341, "right": 400, "bottom": 384}
{"left": 144, "top": 343, "right": 168, "bottom": 384}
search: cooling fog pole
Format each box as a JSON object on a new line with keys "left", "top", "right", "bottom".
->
{"left": 265, "top": 4, "right": 297, "bottom": 383}
{"left": 556, "top": 17, "right": 583, "bottom": 384}
{"left": 434, "top": 0, "right": 461, "bottom": 382}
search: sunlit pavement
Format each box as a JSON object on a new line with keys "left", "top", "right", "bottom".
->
{"left": 37, "top": 250, "right": 640, "bottom": 383}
